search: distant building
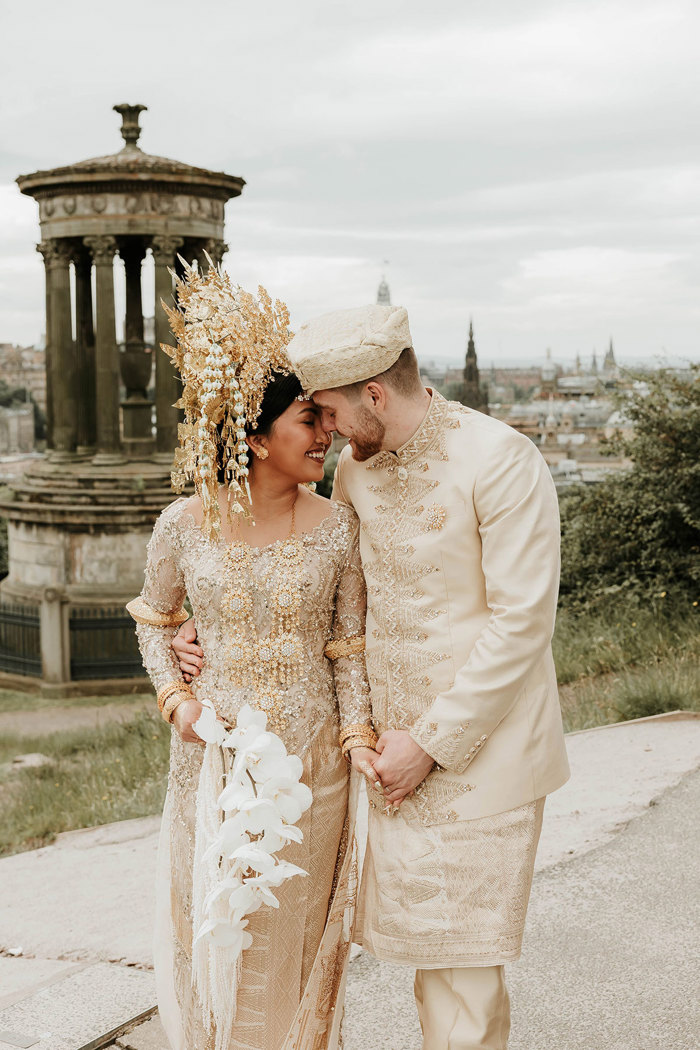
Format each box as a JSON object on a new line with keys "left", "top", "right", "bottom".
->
{"left": 376, "top": 276, "right": 391, "bottom": 306}
{"left": 0, "top": 404, "right": 34, "bottom": 454}
{"left": 459, "top": 322, "right": 489, "bottom": 415}
{"left": 0, "top": 343, "right": 46, "bottom": 411}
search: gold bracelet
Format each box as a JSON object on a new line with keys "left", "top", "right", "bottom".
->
{"left": 157, "top": 681, "right": 190, "bottom": 714}
{"left": 339, "top": 724, "right": 378, "bottom": 759}
{"left": 161, "top": 692, "right": 190, "bottom": 724}
{"left": 126, "top": 597, "right": 189, "bottom": 628}
{"left": 324, "top": 636, "right": 366, "bottom": 660}
{"left": 341, "top": 737, "right": 378, "bottom": 760}
{"left": 339, "top": 722, "right": 375, "bottom": 747}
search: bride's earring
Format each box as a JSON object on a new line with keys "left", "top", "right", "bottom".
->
{"left": 252, "top": 446, "right": 269, "bottom": 460}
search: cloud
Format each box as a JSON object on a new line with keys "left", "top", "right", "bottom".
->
{"left": 0, "top": 0, "right": 698, "bottom": 362}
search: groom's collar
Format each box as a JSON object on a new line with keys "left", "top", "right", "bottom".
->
{"left": 367, "top": 389, "right": 450, "bottom": 470}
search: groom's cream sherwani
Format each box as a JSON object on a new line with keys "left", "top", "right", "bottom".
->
{"left": 333, "top": 390, "right": 569, "bottom": 967}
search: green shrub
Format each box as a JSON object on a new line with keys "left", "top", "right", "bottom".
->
{"left": 559, "top": 365, "right": 699, "bottom": 609}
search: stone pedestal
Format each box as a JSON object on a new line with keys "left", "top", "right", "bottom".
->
{"left": 0, "top": 459, "right": 177, "bottom": 695}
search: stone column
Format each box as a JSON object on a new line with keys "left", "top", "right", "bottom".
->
{"left": 35, "top": 242, "right": 54, "bottom": 450}
{"left": 73, "top": 248, "right": 96, "bottom": 453}
{"left": 201, "top": 238, "right": 228, "bottom": 270}
{"left": 37, "top": 239, "right": 77, "bottom": 460}
{"left": 120, "top": 240, "right": 153, "bottom": 452}
{"left": 40, "top": 586, "right": 70, "bottom": 684}
{"left": 152, "top": 234, "right": 183, "bottom": 459}
{"left": 84, "top": 235, "right": 125, "bottom": 465}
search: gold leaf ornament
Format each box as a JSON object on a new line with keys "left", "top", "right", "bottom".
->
{"left": 160, "top": 259, "right": 294, "bottom": 539}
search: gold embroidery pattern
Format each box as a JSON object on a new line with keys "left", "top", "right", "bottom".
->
{"left": 409, "top": 773, "right": 476, "bottom": 825}
{"left": 221, "top": 531, "right": 305, "bottom": 733}
{"left": 425, "top": 504, "right": 447, "bottom": 531}
{"left": 362, "top": 393, "right": 461, "bottom": 731}
{"left": 323, "top": 635, "right": 365, "bottom": 660}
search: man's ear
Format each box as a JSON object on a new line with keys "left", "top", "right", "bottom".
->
{"left": 363, "top": 380, "right": 388, "bottom": 411}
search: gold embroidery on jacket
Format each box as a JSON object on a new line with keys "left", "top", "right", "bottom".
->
{"left": 362, "top": 394, "right": 463, "bottom": 733}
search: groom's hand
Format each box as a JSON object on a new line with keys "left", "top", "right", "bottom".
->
{"left": 172, "top": 619, "right": 203, "bottom": 682}
{"left": 373, "top": 730, "right": 434, "bottom": 805}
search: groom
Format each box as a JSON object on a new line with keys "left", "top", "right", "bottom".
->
{"left": 173, "top": 304, "right": 569, "bottom": 1048}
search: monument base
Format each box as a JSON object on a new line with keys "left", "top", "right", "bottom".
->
{"left": 0, "top": 456, "right": 183, "bottom": 692}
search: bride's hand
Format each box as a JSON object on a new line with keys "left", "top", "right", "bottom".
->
{"left": 172, "top": 698, "right": 206, "bottom": 744}
{"left": 349, "top": 746, "right": 382, "bottom": 790}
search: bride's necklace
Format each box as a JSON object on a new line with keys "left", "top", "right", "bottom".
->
{"left": 221, "top": 497, "right": 304, "bottom": 732}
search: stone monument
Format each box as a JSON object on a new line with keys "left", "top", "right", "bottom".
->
{"left": 0, "top": 104, "right": 244, "bottom": 693}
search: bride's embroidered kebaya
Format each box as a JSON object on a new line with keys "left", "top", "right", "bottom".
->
{"left": 127, "top": 264, "right": 375, "bottom": 1050}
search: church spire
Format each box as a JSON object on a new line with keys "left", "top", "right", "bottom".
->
{"left": 460, "top": 319, "right": 489, "bottom": 415}
{"left": 377, "top": 275, "right": 391, "bottom": 305}
{"left": 603, "top": 338, "right": 617, "bottom": 373}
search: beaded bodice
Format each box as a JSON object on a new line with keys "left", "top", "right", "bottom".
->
{"left": 134, "top": 497, "right": 371, "bottom": 759}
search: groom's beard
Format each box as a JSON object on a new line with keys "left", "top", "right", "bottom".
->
{"left": 349, "top": 406, "right": 386, "bottom": 461}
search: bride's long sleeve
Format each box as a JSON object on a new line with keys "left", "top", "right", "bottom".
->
{"left": 326, "top": 519, "right": 373, "bottom": 737}
{"left": 127, "top": 501, "right": 190, "bottom": 694}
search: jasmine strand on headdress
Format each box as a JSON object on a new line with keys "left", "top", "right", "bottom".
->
{"left": 160, "top": 257, "right": 295, "bottom": 539}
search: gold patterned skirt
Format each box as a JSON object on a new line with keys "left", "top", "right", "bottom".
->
{"left": 356, "top": 798, "right": 545, "bottom": 968}
{"left": 156, "top": 718, "right": 357, "bottom": 1050}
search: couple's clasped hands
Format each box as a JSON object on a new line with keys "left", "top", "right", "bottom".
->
{"left": 171, "top": 623, "right": 435, "bottom": 811}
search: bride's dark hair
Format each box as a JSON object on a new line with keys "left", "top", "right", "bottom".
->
{"left": 216, "top": 370, "right": 304, "bottom": 482}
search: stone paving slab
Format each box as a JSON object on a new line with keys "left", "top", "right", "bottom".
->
{"left": 0, "top": 964, "right": 155, "bottom": 1050}
{"left": 115, "top": 1016, "right": 168, "bottom": 1050}
{"left": 0, "top": 960, "right": 86, "bottom": 1012}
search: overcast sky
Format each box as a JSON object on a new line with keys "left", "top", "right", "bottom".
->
{"left": 2, "top": 0, "right": 698, "bottom": 366}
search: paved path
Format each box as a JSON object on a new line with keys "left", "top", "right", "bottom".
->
{"left": 0, "top": 713, "right": 698, "bottom": 1049}
{"left": 342, "top": 767, "right": 700, "bottom": 1050}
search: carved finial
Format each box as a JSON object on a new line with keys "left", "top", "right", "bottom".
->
{"left": 113, "top": 103, "right": 147, "bottom": 151}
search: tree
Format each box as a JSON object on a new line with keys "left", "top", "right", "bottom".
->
{"left": 559, "top": 365, "right": 699, "bottom": 607}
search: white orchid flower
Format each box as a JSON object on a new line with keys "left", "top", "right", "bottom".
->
{"left": 194, "top": 704, "right": 313, "bottom": 968}
{"left": 195, "top": 916, "right": 253, "bottom": 953}
{"left": 264, "top": 860, "right": 309, "bottom": 886}
{"left": 258, "top": 775, "right": 312, "bottom": 824}
{"left": 193, "top": 704, "right": 228, "bottom": 745}
{"left": 202, "top": 874, "right": 243, "bottom": 912}
{"left": 218, "top": 776, "right": 257, "bottom": 813}
{"left": 232, "top": 798, "right": 305, "bottom": 843}
{"left": 222, "top": 705, "right": 269, "bottom": 752}
{"left": 229, "top": 844, "right": 278, "bottom": 875}
{"left": 203, "top": 817, "right": 249, "bottom": 862}
{"left": 227, "top": 883, "right": 264, "bottom": 921}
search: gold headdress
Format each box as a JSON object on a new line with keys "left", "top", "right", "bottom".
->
{"left": 161, "top": 260, "right": 294, "bottom": 538}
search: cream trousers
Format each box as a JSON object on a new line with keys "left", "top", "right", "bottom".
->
{"left": 414, "top": 966, "right": 510, "bottom": 1050}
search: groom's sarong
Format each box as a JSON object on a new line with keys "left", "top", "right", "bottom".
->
{"left": 356, "top": 796, "right": 544, "bottom": 967}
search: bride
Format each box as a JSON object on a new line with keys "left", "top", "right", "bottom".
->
{"left": 127, "top": 268, "right": 379, "bottom": 1050}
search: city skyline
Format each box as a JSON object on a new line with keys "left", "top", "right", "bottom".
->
{"left": 2, "top": 0, "right": 699, "bottom": 362}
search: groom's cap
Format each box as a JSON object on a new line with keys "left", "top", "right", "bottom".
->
{"left": 287, "top": 304, "right": 412, "bottom": 394}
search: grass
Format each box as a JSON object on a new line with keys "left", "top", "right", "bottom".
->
{"left": 0, "top": 690, "right": 152, "bottom": 714}
{"left": 554, "top": 596, "right": 699, "bottom": 732}
{"left": 552, "top": 597, "right": 699, "bottom": 684}
{"left": 0, "top": 709, "right": 170, "bottom": 857}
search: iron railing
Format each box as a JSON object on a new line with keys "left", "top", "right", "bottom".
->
{"left": 69, "top": 605, "right": 143, "bottom": 680}
{"left": 0, "top": 600, "right": 42, "bottom": 677}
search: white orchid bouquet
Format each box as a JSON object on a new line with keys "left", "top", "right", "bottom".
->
{"left": 190, "top": 702, "right": 312, "bottom": 1048}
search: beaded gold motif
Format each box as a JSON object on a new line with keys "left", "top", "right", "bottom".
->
{"left": 324, "top": 636, "right": 365, "bottom": 660}
{"left": 425, "top": 504, "right": 447, "bottom": 531}
{"left": 221, "top": 509, "right": 305, "bottom": 733}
